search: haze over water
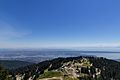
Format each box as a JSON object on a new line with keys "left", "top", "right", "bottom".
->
{"left": 0, "top": 49, "right": 120, "bottom": 59}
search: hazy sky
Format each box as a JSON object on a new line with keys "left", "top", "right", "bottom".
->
{"left": 0, "top": 0, "right": 120, "bottom": 48}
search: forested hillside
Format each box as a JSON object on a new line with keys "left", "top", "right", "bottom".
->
{"left": 0, "top": 60, "right": 33, "bottom": 70}
{"left": 7, "top": 56, "right": 120, "bottom": 80}
{"left": 1, "top": 56, "right": 120, "bottom": 80}
{"left": 0, "top": 65, "right": 9, "bottom": 80}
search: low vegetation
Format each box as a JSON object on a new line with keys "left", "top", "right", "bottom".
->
{"left": 38, "top": 71, "right": 63, "bottom": 79}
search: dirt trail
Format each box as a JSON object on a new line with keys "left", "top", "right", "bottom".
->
{"left": 39, "top": 77, "right": 63, "bottom": 80}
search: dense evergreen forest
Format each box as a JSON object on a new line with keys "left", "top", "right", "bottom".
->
{"left": 0, "top": 65, "right": 9, "bottom": 80}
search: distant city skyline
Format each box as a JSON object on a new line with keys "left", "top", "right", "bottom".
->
{"left": 0, "top": 0, "right": 120, "bottom": 48}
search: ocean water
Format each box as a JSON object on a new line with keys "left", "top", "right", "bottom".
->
{"left": 0, "top": 50, "right": 120, "bottom": 59}
{"left": 83, "top": 53, "right": 120, "bottom": 59}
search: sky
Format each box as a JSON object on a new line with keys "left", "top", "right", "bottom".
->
{"left": 0, "top": 0, "right": 120, "bottom": 49}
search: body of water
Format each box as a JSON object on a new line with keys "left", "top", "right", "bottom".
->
{"left": 0, "top": 50, "right": 120, "bottom": 59}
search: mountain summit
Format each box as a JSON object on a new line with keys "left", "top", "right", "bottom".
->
{"left": 1, "top": 56, "right": 120, "bottom": 80}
